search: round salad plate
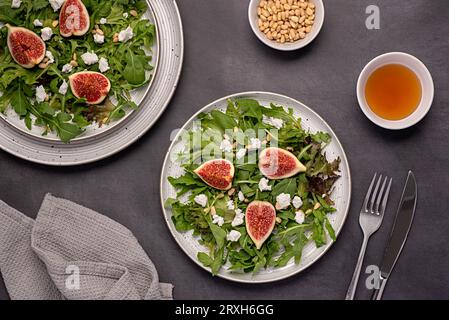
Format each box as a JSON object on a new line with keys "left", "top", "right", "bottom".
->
{"left": 0, "top": 0, "right": 183, "bottom": 165}
{"left": 160, "top": 91, "right": 352, "bottom": 283}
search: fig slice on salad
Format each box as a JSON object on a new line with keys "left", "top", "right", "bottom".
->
{"left": 259, "top": 147, "right": 306, "bottom": 180}
{"left": 59, "top": 0, "right": 90, "bottom": 37}
{"left": 69, "top": 71, "right": 111, "bottom": 104}
{"left": 246, "top": 201, "right": 276, "bottom": 249}
{"left": 194, "top": 159, "right": 235, "bottom": 191}
{"left": 6, "top": 25, "right": 46, "bottom": 69}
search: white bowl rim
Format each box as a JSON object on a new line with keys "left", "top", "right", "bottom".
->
{"left": 248, "top": 0, "right": 325, "bottom": 51}
{"left": 357, "top": 52, "right": 434, "bottom": 130}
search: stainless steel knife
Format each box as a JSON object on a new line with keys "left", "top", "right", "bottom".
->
{"left": 371, "top": 170, "right": 418, "bottom": 300}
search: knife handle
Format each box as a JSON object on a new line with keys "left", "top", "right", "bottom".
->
{"left": 371, "top": 276, "right": 388, "bottom": 300}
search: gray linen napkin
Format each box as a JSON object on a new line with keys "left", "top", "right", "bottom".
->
{"left": 0, "top": 194, "right": 173, "bottom": 300}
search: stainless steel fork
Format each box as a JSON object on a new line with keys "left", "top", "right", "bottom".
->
{"left": 345, "top": 173, "right": 393, "bottom": 300}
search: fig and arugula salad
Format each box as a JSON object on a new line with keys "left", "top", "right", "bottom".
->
{"left": 166, "top": 98, "right": 341, "bottom": 275}
{"left": 0, "top": 0, "right": 155, "bottom": 142}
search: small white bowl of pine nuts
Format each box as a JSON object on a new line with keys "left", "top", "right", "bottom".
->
{"left": 249, "top": 0, "right": 324, "bottom": 51}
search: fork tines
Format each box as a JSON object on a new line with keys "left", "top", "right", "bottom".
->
{"left": 362, "top": 173, "right": 393, "bottom": 216}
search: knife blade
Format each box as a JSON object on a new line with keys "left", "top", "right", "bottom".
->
{"left": 372, "top": 170, "right": 417, "bottom": 300}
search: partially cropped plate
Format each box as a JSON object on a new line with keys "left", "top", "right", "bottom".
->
{"left": 0, "top": 0, "right": 184, "bottom": 165}
{"left": 0, "top": 1, "right": 160, "bottom": 142}
{"left": 160, "top": 91, "right": 352, "bottom": 283}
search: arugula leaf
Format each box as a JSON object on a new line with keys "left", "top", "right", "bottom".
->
{"left": 10, "top": 82, "right": 29, "bottom": 116}
{"left": 123, "top": 50, "right": 146, "bottom": 85}
{"left": 272, "top": 178, "right": 297, "bottom": 197}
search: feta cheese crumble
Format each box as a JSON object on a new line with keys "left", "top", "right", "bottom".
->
{"left": 295, "top": 210, "right": 305, "bottom": 224}
{"left": 236, "top": 148, "right": 246, "bottom": 160}
{"left": 226, "top": 230, "right": 242, "bottom": 242}
{"left": 11, "top": 0, "right": 21, "bottom": 9}
{"left": 227, "top": 200, "right": 235, "bottom": 210}
{"left": 231, "top": 209, "right": 244, "bottom": 227}
{"left": 61, "top": 63, "right": 73, "bottom": 73}
{"left": 292, "top": 196, "right": 303, "bottom": 209}
{"left": 262, "top": 115, "right": 284, "bottom": 129}
{"left": 194, "top": 194, "right": 208, "bottom": 208}
{"left": 35, "top": 85, "right": 47, "bottom": 103}
{"left": 219, "top": 139, "right": 233, "bottom": 153}
{"left": 99, "top": 18, "right": 107, "bottom": 24}
{"left": 93, "top": 33, "right": 105, "bottom": 44}
{"left": 98, "top": 57, "right": 110, "bottom": 73}
{"left": 259, "top": 178, "right": 272, "bottom": 192}
{"left": 58, "top": 80, "right": 68, "bottom": 95}
{"left": 118, "top": 26, "right": 134, "bottom": 42}
{"left": 123, "top": 12, "right": 129, "bottom": 18}
{"left": 49, "top": 0, "right": 64, "bottom": 11}
{"left": 238, "top": 191, "right": 245, "bottom": 202}
{"left": 41, "top": 27, "right": 53, "bottom": 41}
{"left": 81, "top": 52, "right": 99, "bottom": 65}
{"left": 249, "top": 138, "right": 262, "bottom": 150}
{"left": 33, "top": 19, "right": 43, "bottom": 27}
{"left": 276, "top": 193, "right": 291, "bottom": 210}
{"left": 212, "top": 214, "right": 224, "bottom": 227}
{"left": 45, "top": 51, "right": 54, "bottom": 64}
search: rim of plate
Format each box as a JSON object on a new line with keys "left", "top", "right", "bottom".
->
{"left": 0, "top": 0, "right": 161, "bottom": 143}
{"left": 160, "top": 91, "right": 352, "bottom": 284}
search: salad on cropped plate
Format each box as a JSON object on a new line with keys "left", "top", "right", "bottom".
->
{"left": 0, "top": 0, "right": 155, "bottom": 142}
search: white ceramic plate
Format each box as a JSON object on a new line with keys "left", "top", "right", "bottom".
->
{"left": 0, "top": 0, "right": 184, "bottom": 165}
{"left": 0, "top": 1, "right": 159, "bottom": 142}
{"left": 160, "top": 92, "right": 351, "bottom": 283}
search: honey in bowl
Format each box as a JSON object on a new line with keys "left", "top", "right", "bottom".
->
{"left": 365, "top": 64, "right": 422, "bottom": 120}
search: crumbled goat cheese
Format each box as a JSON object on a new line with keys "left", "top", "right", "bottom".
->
{"left": 236, "top": 148, "right": 246, "bottom": 160}
{"left": 249, "top": 138, "right": 262, "bottom": 150}
{"left": 49, "top": 0, "right": 64, "bottom": 11}
{"left": 41, "top": 27, "right": 53, "bottom": 41}
{"left": 45, "top": 51, "right": 54, "bottom": 64}
{"left": 262, "top": 115, "right": 284, "bottom": 129}
{"left": 33, "top": 19, "right": 43, "bottom": 27}
{"left": 220, "top": 139, "right": 233, "bottom": 153}
{"left": 194, "top": 194, "right": 208, "bottom": 208}
{"left": 123, "top": 12, "right": 129, "bottom": 18}
{"left": 118, "top": 26, "right": 134, "bottom": 42}
{"left": 292, "top": 196, "right": 303, "bottom": 209}
{"left": 93, "top": 33, "right": 105, "bottom": 44}
{"left": 98, "top": 57, "right": 110, "bottom": 73}
{"left": 11, "top": 0, "right": 21, "bottom": 9}
{"left": 276, "top": 193, "right": 291, "bottom": 210}
{"left": 212, "top": 214, "right": 224, "bottom": 227}
{"left": 226, "top": 230, "right": 242, "bottom": 242}
{"left": 35, "top": 85, "right": 47, "bottom": 103}
{"left": 0, "top": 22, "right": 4, "bottom": 29}
{"left": 259, "top": 178, "right": 272, "bottom": 192}
{"left": 58, "top": 80, "right": 68, "bottom": 95}
{"left": 99, "top": 18, "right": 107, "bottom": 24}
{"left": 231, "top": 209, "right": 244, "bottom": 227}
{"left": 61, "top": 63, "right": 73, "bottom": 73}
{"left": 238, "top": 191, "right": 245, "bottom": 202}
{"left": 81, "top": 52, "right": 99, "bottom": 65}
{"left": 227, "top": 200, "right": 235, "bottom": 210}
{"left": 295, "top": 210, "right": 305, "bottom": 224}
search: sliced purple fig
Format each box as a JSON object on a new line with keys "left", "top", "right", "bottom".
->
{"left": 245, "top": 201, "right": 276, "bottom": 249}
{"left": 59, "top": 0, "right": 90, "bottom": 37}
{"left": 194, "top": 159, "right": 235, "bottom": 191}
{"left": 6, "top": 25, "right": 46, "bottom": 69}
{"left": 69, "top": 71, "right": 111, "bottom": 105}
{"left": 259, "top": 147, "right": 306, "bottom": 180}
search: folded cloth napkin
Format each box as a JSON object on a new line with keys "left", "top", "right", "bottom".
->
{"left": 0, "top": 194, "right": 173, "bottom": 300}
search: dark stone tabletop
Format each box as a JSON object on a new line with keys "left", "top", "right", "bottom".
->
{"left": 1, "top": 0, "right": 448, "bottom": 300}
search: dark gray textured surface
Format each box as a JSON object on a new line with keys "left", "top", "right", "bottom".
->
{"left": 1, "top": 0, "right": 448, "bottom": 300}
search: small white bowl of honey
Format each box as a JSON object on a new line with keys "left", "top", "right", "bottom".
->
{"left": 357, "top": 52, "right": 434, "bottom": 130}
